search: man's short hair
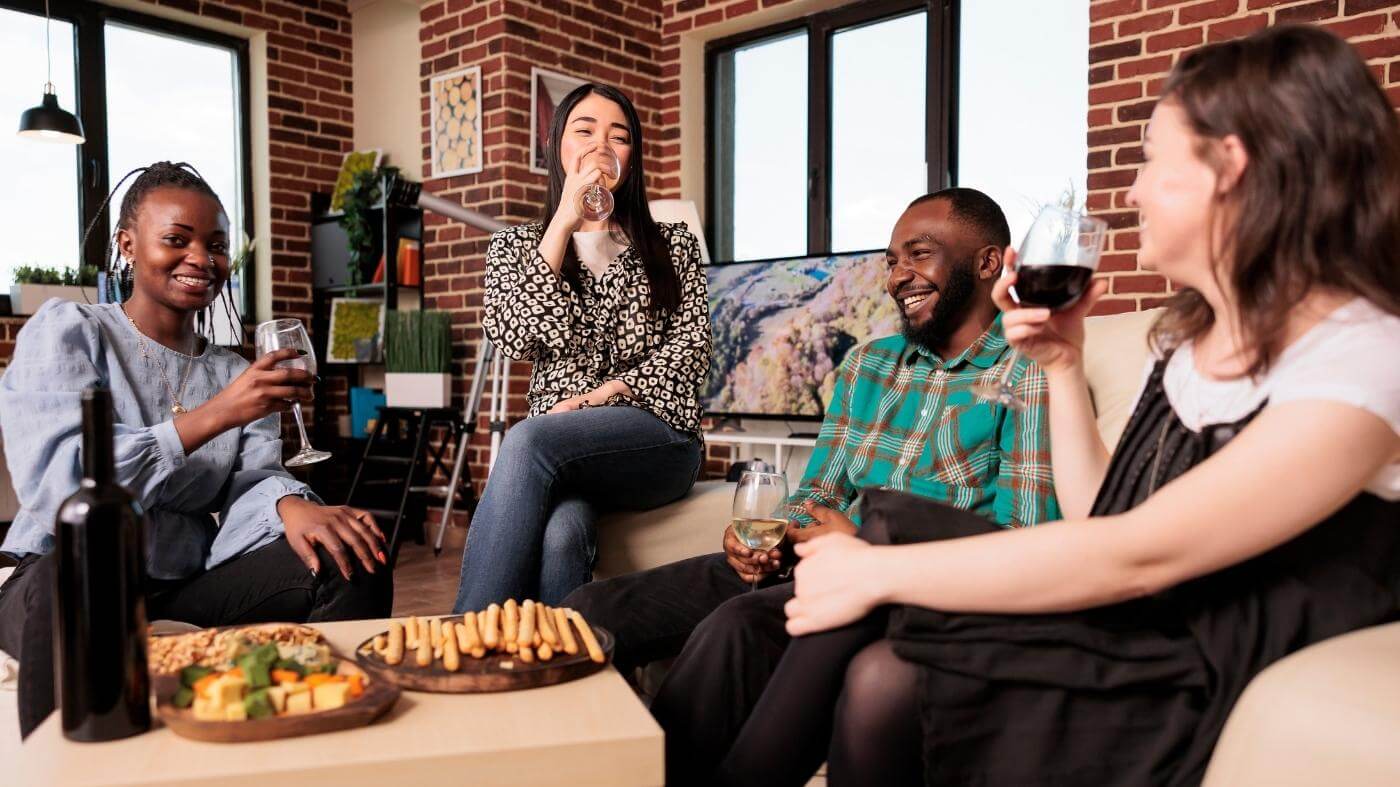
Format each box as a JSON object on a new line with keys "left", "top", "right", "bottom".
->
{"left": 908, "top": 188, "right": 1012, "bottom": 250}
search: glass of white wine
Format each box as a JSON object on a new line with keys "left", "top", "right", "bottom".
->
{"left": 731, "top": 470, "right": 791, "bottom": 592}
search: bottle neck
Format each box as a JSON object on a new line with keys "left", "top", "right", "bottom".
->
{"left": 82, "top": 389, "right": 115, "bottom": 486}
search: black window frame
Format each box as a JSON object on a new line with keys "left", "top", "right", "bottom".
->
{"left": 705, "top": 0, "right": 957, "bottom": 262}
{"left": 3, "top": 0, "right": 255, "bottom": 320}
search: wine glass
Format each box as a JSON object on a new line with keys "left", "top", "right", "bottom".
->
{"left": 730, "top": 470, "right": 791, "bottom": 592}
{"left": 254, "top": 318, "right": 332, "bottom": 467}
{"left": 576, "top": 147, "right": 621, "bottom": 222}
{"left": 973, "top": 205, "right": 1108, "bottom": 410}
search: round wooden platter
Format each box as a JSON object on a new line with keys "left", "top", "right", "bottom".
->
{"left": 153, "top": 658, "right": 401, "bottom": 743}
{"left": 353, "top": 617, "right": 615, "bottom": 693}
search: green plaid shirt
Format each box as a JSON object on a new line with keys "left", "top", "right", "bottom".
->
{"left": 788, "top": 315, "right": 1060, "bottom": 529}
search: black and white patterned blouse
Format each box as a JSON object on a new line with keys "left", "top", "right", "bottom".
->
{"left": 482, "top": 221, "right": 712, "bottom": 435}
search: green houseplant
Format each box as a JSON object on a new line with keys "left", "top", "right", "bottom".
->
{"left": 338, "top": 164, "right": 399, "bottom": 287}
{"left": 10, "top": 263, "right": 100, "bottom": 314}
{"left": 384, "top": 310, "right": 453, "bottom": 408}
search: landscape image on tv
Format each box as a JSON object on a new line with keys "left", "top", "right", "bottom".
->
{"left": 704, "top": 251, "right": 902, "bottom": 419}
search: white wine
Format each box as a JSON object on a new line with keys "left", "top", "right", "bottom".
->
{"left": 732, "top": 517, "right": 788, "bottom": 551}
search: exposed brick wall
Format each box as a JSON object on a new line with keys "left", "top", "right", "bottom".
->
{"left": 418, "top": 0, "right": 668, "bottom": 491}
{"left": 1086, "top": 0, "right": 1400, "bottom": 315}
{"left": 0, "top": 317, "right": 24, "bottom": 372}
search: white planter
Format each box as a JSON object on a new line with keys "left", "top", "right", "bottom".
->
{"left": 9, "top": 284, "right": 100, "bottom": 315}
{"left": 385, "top": 372, "right": 452, "bottom": 409}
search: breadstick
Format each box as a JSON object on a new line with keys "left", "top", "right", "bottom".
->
{"left": 483, "top": 604, "right": 502, "bottom": 651}
{"left": 518, "top": 600, "right": 538, "bottom": 651}
{"left": 385, "top": 621, "right": 405, "bottom": 665}
{"left": 538, "top": 641, "right": 554, "bottom": 661}
{"left": 503, "top": 600, "right": 520, "bottom": 653}
{"left": 459, "top": 611, "right": 486, "bottom": 658}
{"left": 430, "top": 616, "right": 444, "bottom": 649}
{"left": 537, "top": 604, "right": 561, "bottom": 650}
{"left": 416, "top": 619, "right": 432, "bottom": 667}
{"left": 519, "top": 644, "right": 535, "bottom": 664}
{"left": 372, "top": 634, "right": 388, "bottom": 654}
{"left": 442, "top": 622, "right": 461, "bottom": 672}
{"left": 405, "top": 615, "right": 420, "bottom": 649}
{"left": 567, "top": 609, "right": 606, "bottom": 664}
{"left": 553, "top": 607, "right": 579, "bottom": 656}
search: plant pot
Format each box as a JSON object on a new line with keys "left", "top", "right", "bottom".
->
{"left": 9, "top": 284, "right": 100, "bottom": 315}
{"left": 385, "top": 372, "right": 452, "bottom": 409}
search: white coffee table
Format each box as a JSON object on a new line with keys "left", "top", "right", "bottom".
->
{"left": 12, "top": 618, "right": 663, "bottom": 786}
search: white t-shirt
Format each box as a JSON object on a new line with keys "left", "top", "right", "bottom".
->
{"left": 572, "top": 229, "right": 627, "bottom": 278}
{"left": 1152, "top": 298, "right": 1400, "bottom": 500}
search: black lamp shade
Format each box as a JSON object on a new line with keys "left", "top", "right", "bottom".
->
{"left": 18, "top": 91, "right": 85, "bottom": 144}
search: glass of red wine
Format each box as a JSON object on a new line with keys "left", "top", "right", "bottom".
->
{"left": 973, "top": 204, "right": 1108, "bottom": 410}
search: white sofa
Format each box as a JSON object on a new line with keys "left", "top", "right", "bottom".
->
{"left": 592, "top": 309, "right": 1400, "bottom": 782}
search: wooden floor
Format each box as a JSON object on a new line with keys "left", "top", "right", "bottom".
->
{"left": 390, "top": 522, "right": 466, "bottom": 617}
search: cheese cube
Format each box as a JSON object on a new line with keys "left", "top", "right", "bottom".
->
{"left": 285, "top": 688, "right": 313, "bottom": 715}
{"left": 312, "top": 681, "right": 350, "bottom": 711}
{"left": 223, "top": 702, "right": 247, "bottom": 721}
{"left": 192, "top": 696, "right": 223, "bottom": 722}
{"left": 265, "top": 685, "right": 288, "bottom": 714}
{"left": 210, "top": 674, "right": 247, "bottom": 709}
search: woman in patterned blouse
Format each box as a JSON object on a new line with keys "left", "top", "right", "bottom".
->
{"left": 453, "top": 84, "right": 711, "bottom": 611}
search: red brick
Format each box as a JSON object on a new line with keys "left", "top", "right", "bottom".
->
{"left": 1207, "top": 13, "right": 1270, "bottom": 40}
{"left": 1091, "top": 22, "right": 1116, "bottom": 44}
{"left": 1089, "top": 298, "right": 1138, "bottom": 316}
{"left": 1275, "top": 0, "right": 1342, "bottom": 23}
{"left": 1119, "top": 10, "right": 1174, "bottom": 35}
{"left": 1088, "top": 168, "right": 1139, "bottom": 189}
{"left": 1090, "top": 82, "right": 1145, "bottom": 104}
{"left": 1112, "top": 274, "right": 1168, "bottom": 293}
{"left": 1119, "top": 53, "right": 1174, "bottom": 78}
{"left": 1323, "top": 12, "right": 1388, "bottom": 37}
{"left": 1091, "top": 0, "right": 1144, "bottom": 22}
{"left": 1178, "top": 0, "right": 1241, "bottom": 25}
{"left": 1344, "top": 0, "right": 1396, "bottom": 12}
{"left": 1146, "top": 26, "right": 1204, "bottom": 52}
{"left": 1090, "top": 39, "right": 1143, "bottom": 63}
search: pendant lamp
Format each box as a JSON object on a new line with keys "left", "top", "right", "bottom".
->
{"left": 17, "top": 0, "right": 85, "bottom": 144}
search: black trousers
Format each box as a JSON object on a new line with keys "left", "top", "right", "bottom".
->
{"left": 0, "top": 537, "right": 392, "bottom": 738}
{"left": 564, "top": 552, "right": 795, "bottom": 787}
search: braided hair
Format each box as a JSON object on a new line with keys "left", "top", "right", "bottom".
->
{"left": 81, "top": 161, "right": 243, "bottom": 343}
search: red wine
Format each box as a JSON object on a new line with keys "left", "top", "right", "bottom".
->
{"left": 1011, "top": 264, "right": 1094, "bottom": 310}
{"left": 54, "top": 388, "right": 151, "bottom": 741}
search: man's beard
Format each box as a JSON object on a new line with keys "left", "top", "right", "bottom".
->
{"left": 900, "top": 257, "right": 978, "bottom": 352}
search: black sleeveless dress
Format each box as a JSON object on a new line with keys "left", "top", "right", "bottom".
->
{"left": 868, "top": 358, "right": 1400, "bottom": 786}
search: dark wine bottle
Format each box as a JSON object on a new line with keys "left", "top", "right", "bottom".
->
{"left": 53, "top": 388, "right": 151, "bottom": 741}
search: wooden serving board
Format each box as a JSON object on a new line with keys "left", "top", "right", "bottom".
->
{"left": 353, "top": 617, "right": 615, "bottom": 693}
{"left": 154, "top": 658, "right": 400, "bottom": 743}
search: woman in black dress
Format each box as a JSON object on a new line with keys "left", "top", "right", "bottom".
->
{"left": 713, "top": 25, "right": 1400, "bottom": 787}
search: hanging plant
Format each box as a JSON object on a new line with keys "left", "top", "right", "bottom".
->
{"left": 337, "top": 164, "right": 399, "bottom": 287}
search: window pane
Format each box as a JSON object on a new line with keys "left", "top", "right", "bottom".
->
{"left": 958, "top": 0, "right": 1088, "bottom": 245}
{"left": 714, "top": 30, "right": 808, "bottom": 262}
{"left": 105, "top": 22, "right": 246, "bottom": 342}
{"left": 0, "top": 8, "right": 80, "bottom": 290}
{"left": 830, "top": 11, "right": 927, "bottom": 254}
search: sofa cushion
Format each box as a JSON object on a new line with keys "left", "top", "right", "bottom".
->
{"left": 594, "top": 480, "right": 732, "bottom": 580}
{"left": 1081, "top": 308, "right": 1161, "bottom": 449}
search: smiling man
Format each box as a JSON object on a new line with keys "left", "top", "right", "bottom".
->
{"left": 565, "top": 187, "right": 1060, "bottom": 786}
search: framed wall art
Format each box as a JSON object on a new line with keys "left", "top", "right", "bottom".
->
{"left": 430, "top": 65, "right": 484, "bottom": 178}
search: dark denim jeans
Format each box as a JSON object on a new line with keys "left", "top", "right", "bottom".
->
{"left": 453, "top": 405, "right": 701, "bottom": 611}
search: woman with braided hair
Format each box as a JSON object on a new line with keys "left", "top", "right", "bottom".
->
{"left": 0, "top": 162, "right": 392, "bottom": 737}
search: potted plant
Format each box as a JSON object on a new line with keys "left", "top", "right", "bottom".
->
{"left": 384, "top": 310, "right": 453, "bottom": 408}
{"left": 10, "top": 264, "right": 100, "bottom": 315}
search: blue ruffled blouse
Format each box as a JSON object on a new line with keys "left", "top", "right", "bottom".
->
{"left": 0, "top": 299, "right": 318, "bottom": 580}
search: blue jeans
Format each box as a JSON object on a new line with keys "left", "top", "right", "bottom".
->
{"left": 453, "top": 406, "right": 702, "bottom": 611}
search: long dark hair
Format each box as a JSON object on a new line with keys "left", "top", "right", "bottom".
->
{"left": 542, "top": 83, "right": 679, "bottom": 313}
{"left": 1148, "top": 25, "right": 1400, "bottom": 375}
{"left": 80, "top": 161, "right": 242, "bottom": 341}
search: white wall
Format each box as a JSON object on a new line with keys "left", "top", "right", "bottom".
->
{"left": 352, "top": 0, "right": 422, "bottom": 178}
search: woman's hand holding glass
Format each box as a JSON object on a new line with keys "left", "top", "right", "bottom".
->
{"left": 202, "top": 348, "right": 315, "bottom": 429}
{"left": 553, "top": 143, "right": 615, "bottom": 228}
{"left": 992, "top": 247, "right": 1109, "bottom": 378}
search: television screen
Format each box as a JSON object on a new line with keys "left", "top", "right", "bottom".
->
{"left": 703, "top": 251, "right": 902, "bottom": 420}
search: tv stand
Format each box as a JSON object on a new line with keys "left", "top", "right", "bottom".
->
{"left": 702, "top": 432, "right": 818, "bottom": 474}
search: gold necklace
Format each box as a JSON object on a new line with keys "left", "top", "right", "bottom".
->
{"left": 122, "top": 307, "right": 198, "bottom": 415}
